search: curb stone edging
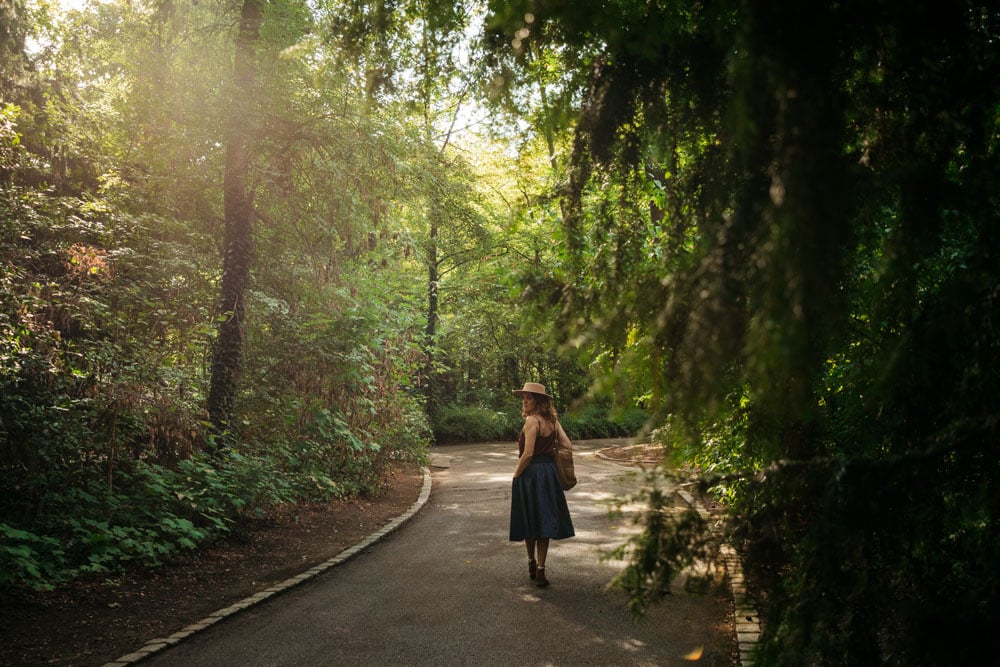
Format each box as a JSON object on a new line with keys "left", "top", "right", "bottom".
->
{"left": 594, "top": 447, "right": 662, "bottom": 466}
{"left": 675, "top": 488, "right": 760, "bottom": 667}
{"left": 102, "top": 466, "right": 434, "bottom": 667}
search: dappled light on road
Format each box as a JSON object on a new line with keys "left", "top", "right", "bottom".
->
{"left": 146, "top": 438, "right": 735, "bottom": 666}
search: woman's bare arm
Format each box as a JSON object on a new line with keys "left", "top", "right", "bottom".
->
{"left": 513, "top": 417, "right": 539, "bottom": 478}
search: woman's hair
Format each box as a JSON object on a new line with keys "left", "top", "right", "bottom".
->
{"left": 524, "top": 392, "right": 559, "bottom": 422}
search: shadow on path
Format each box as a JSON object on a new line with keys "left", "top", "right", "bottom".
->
{"left": 140, "top": 439, "right": 736, "bottom": 666}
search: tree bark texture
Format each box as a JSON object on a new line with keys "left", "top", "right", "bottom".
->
{"left": 206, "top": 0, "right": 263, "bottom": 444}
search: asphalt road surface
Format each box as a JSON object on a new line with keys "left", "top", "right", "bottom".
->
{"left": 145, "top": 439, "right": 735, "bottom": 666}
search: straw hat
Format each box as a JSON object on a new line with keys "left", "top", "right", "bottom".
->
{"left": 513, "top": 382, "right": 551, "bottom": 397}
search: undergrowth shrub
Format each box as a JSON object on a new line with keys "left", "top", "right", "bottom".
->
{"left": 432, "top": 405, "right": 521, "bottom": 443}
{"left": 234, "top": 280, "right": 431, "bottom": 495}
{"left": 432, "top": 403, "right": 649, "bottom": 443}
{"left": 0, "top": 449, "right": 316, "bottom": 590}
{"left": 556, "top": 405, "right": 649, "bottom": 440}
{"left": 0, "top": 523, "right": 65, "bottom": 586}
{"left": 288, "top": 408, "right": 386, "bottom": 498}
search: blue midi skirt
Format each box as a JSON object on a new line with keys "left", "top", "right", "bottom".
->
{"left": 509, "top": 456, "right": 575, "bottom": 541}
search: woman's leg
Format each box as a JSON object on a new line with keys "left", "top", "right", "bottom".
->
{"left": 535, "top": 538, "right": 551, "bottom": 586}
{"left": 536, "top": 538, "right": 549, "bottom": 567}
{"left": 525, "top": 539, "right": 538, "bottom": 578}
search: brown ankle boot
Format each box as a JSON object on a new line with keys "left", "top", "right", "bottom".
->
{"left": 535, "top": 566, "right": 549, "bottom": 587}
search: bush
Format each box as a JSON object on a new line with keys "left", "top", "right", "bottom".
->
{"left": 433, "top": 402, "right": 649, "bottom": 443}
{"left": 286, "top": 408, "right": 390, "bottom": 498}
{"left": 0, "top": 448, "right": 324, "bottom": 590}
{"left": 560, "top": 405, "right": 649, "bottom": 440}
{"left": 432, "top": 405, "right": 521, "bottom": 443}
{"left": 0, "top": 523, "right": 66, "bottom": 588}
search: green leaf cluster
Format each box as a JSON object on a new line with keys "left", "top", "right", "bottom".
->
{"left": 487, "top": 0, "right": 1000, "bottom": 662}
{"left": 1, "top": 1, "right": 440, "bottom": 591}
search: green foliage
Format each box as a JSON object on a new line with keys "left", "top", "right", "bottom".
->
{"left": 432, "top": 404, "right": 520, "bottom": 443}
{"left": 0, "top": 2, "right": 435, "bottom": 591}
{"left": 488, "top": 0, "right": 1000, "bottom": 663}
{"left": 559, "top": 404, "right": 648, "bottom": 440}
{"left": 293, "top": 409, "right": 384, "bottom": 497}
{"left": 431, "top": 401, "right": 648, "bottom": 443}
{"left": 606, "top": 475, "right": 719, "bottom": 617}
{"left": 233, "top": 272, "right": 431, "bottom": 495}
{"left": 0, "top": 450, "right": 310, "bottom": 589}
{"left": 0, "top": 523, "right": 65, "bottom": 588}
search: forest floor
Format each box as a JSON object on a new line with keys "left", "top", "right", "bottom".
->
{"left": 0, "top": 462, "right": 426, "bottom": 667}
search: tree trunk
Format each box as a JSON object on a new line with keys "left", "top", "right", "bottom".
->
{"left": 206, "top": 0, "right": 262, "bottom": 447}
{"left": 423, "top": 218, "right": 439, "bottom": 419}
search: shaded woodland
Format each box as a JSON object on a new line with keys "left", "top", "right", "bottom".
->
{"left": 2, "top": 1, "right": 998, "bottom": 663}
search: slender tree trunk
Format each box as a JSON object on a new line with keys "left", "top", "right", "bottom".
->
{"left": 206, "top": 0, "right": 262, "bottom": 447}
{"left": 423, "top": 218, "right": 439, "bottom": 418}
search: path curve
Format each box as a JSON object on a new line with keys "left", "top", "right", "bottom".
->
{"left": 127, "top": 439, "right": 736, "bottom": 666}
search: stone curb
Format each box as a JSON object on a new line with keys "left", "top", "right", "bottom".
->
{"left": 675, "top": 488, "right": 761, "bottom": 667}
{"left": 593, "top": 447, "right": 661, "bottom": 465}
{"left": 102, "top": 466, "right": 434, "bottom": 667}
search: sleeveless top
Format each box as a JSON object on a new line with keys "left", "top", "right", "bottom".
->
{"left": 517, "top": 419, "right": 558, "bottom": 458}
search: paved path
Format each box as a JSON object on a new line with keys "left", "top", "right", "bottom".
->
{"left": 143, "top": 440, "right": 735, "bottom": 666}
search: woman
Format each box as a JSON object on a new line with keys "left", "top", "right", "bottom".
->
{"left": 509, "top": 382, "right": 575, "bottom": 587}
